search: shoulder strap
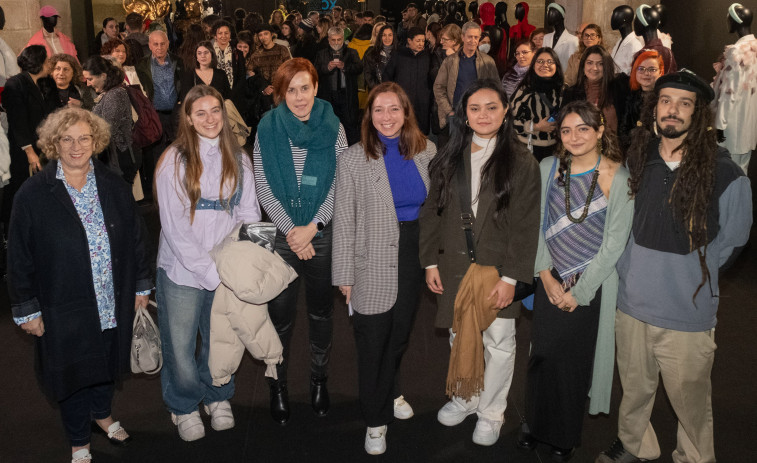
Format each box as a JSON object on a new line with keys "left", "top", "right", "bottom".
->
{"left": 455, "top": 164, "right": 477, "bottom": 263}
{"left": 536, "top": 91, "right": 556, "bottom": 115}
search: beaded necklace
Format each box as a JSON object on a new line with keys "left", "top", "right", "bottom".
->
{"left": 564, "top": 155, "right": 601, "bottom": 224}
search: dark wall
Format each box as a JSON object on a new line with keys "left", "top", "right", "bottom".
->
{"left": 661, "top": 0, "right": 744, "bottom": 81}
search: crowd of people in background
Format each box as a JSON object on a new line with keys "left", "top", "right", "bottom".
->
{"left": 1, "top": 2, "right": 755, "bottom": 463}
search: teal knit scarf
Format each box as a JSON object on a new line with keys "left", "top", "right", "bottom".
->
{"left": 257, "top": 98, "right": 340, "bottom": 226}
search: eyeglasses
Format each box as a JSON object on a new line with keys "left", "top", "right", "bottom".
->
{"left": 59, "top": 135, "right": 93, "bottom": 148}
{"left": 514, "top": 50, "right": 532, "bottom": 56}
{"left": 582, "top": 33, "right": 599, "bottom": 40}
{"left": 536, "top": 59, "right": 556, "bottom": 66}
{"left": 440, "top": 37, "right": 450, "bottom": 42}
{"left": 636, "top": 66, "right": 660, "bottom": 75}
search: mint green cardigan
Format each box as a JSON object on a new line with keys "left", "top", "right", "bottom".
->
{"left": 533, "top": 156, "right": 634, "bottom": 415}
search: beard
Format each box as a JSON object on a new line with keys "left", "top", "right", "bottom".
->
{"left": 656, "top": 119, "right": 688, "bottom": 139}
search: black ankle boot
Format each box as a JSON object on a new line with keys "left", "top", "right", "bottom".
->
{"left": 269, "top": 382, "right": 290, "bottom": 425}
{"left": 310, "top": 375, "right": 330, "bottom": 417}
{"left": 517, "top": 421, "right": 537, "bottom": 451}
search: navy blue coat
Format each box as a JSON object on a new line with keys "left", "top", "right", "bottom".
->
{"left": 8, "top": 159, "right": 152, "bottom": 400}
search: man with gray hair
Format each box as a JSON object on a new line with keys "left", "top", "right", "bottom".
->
{"left": 135, "top": 29, "right": 184, "bottom": 197}
{"left": 315, "top": 27, "right": 363, "bottom": 144}
{"left": 433, "top": 22, "right": 498, "bottom": 147}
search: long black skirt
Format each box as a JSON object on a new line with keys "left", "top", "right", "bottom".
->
{"left": 524, "top": 270, "right": 602, "bottom": 449}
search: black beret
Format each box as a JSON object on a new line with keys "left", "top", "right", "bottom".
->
{"left": 654, "top": 68, "right": 715, "bottom": 103}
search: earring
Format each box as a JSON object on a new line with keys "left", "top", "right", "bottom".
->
{"left": 653, "top": 122, "right": 659, "bottom": 137}
{"left": 465, "top": 120, "right": 470, "bottom": 127}
{"left": 597, "top": 138, "right": 603, "bottom": 157}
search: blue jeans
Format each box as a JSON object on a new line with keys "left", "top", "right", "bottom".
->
{"left": 156, "top": 268, "right": 234, "bottom": 415}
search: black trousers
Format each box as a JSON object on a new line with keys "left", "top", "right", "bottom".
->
{"left": 267, "top": 224, "right": 334, "bottom": 385}
{"left": 57, "top": 329, "right": 116, "bottom": 446}
{"left": 532, "top": 144, "right": 556, "bottom": 163}
{"left": 352, "top": 220, "right": 423, "bottom": 427}
{"left": 525, "top": 270, "right": 602, "bottom": 449}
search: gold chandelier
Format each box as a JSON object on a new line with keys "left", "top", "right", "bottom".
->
{"left": 122, "top": 0, "right": 171, "bottom": 21}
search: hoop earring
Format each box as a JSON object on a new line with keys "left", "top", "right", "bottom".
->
{"left": 465, "top": 120, "right": 470, "bottom": 127}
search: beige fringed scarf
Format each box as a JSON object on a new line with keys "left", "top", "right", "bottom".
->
{"left": 445, "top": 263, "right": 502, "bottom": 400}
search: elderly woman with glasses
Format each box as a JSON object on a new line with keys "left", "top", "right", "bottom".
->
{"left": 7, "top": 107, "right": 151, "bottom": 463}
{"left": 510, "top": 47, "right": 565, "bottom": 161}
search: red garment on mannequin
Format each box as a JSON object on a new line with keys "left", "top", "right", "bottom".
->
{"left": 509, "top": 2, "right": 535, "bottom": 39}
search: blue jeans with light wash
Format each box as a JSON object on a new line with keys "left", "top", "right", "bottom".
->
{"left": 156, "top": 268, "right": 234, "bottom": 415}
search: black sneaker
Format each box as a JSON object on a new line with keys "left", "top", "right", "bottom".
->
{"left": 595, "top": 438, "right": 647, "bottom": 463}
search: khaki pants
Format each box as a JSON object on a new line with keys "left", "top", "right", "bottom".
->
{"left": 615, "top": 310, "right": 717, "bottom": 463}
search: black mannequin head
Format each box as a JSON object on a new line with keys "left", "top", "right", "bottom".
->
{"left": 495, "top": 1, "right": 507, "bottom": 19}
{"left": 0, "top": 6, "right": 5, "bottom": 31}
{"left": 468, "top": 1, "right": 478, "bottom": 18}
{"left": 424, "top": 1, "right": 433, "bottom": 15}
{"left": 611, "top": 5, "right": 634, "bottom": 30}
{"left": 633, "top": 5, "right": 660, "bottom": 36}
{"left": 434, "top": 1, "right": 445, "bottom": 15}
{"left": 515, "top": 2, "right": 527, "bottom": 21}
{"left": 546, "top": 4, "right": 566, "bottom": 28}
{"left": 42, "top": 15, "right": 58, "bottom": 33}
{"left": 457, "top": 1, "right": 467, "bottom": 19}
{"left": 652, "top": 4, "right": 667, "bottom": 28}
{"left": 727, "top": 3, "right": 753, "bottom": 36}
{"left": 446, "top": 1, "right": 458, "bottom": 17}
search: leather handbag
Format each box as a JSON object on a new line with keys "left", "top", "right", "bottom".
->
{"left": 131, "top": 303, "right": 162, "bottom": 374}
{"left": 455, "top": 165, "right": 535, "bottom": 302}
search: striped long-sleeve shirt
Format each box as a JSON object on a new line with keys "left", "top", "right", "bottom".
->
{"left": 252, "top": 124, "right": 348, "bottom": 234}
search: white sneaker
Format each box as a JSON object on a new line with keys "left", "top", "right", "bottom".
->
{"left": 204, "top": 400, "right": 235, "bottom": 431}
{"left": 393, "top": 395, "right": 414, "bottom": 420}
{"left": 71, "top": 449, "right": 92, "bottom": 463}
{"left": 437, "top": 398, "right": 477, "bottom": 426}
{"left": 472, "top": 417, "right": 503, "bottom": 446}
{"left": 364, "top": 425, "right": 387, "bottom": 455}
{"left": 171, "top": 410, "right": 205, "bottom": 441}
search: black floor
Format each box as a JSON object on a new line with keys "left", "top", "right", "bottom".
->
{"left": 2, "top": 169, "right": 756, "bottom": 463}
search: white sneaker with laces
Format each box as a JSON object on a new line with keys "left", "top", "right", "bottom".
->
{"left": 437, "top": 397, "right": 477, "bottom": 426}
{"left": 393, "top": 395, "right": 414, "bottom": 419}
{"left": 472, "top": 417, "right": 503, "bottom": 446}
{"left": 204, "top": 400, "right": 235, "bottom": 431}
{"left": 364, "top": 425, "right": 387, "bottom": 455}
{"left": 171, "top": 410, "right": 205, "bottom": 441}
{"left": 71, "top": 449, "right": 92, "bottom": 463}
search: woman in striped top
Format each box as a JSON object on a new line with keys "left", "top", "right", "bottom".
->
{"left": 518, "top": 100, "right": 633, "bottom": 460}
{"left": 253, "top": 58, "right": 348, "bottom": 426}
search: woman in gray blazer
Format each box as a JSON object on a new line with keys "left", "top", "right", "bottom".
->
{"left": 332, "top": 82, "right": 436, "bottom": 456}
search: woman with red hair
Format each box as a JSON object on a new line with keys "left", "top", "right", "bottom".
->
{"left": 253, "top": 58, "right": 348, "bottom": 426}
{"left": 617, "top": 50, "right": 664, "bottom": 153}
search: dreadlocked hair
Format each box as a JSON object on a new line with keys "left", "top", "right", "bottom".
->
{"left": 627, "top": 92, "right": 718, "bottom": 303}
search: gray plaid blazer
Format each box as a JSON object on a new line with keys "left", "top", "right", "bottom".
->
{"left": 332, "top": 140, "right": 436, "bottom": 315}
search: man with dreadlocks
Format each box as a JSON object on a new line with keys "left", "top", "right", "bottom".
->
{"left": 596, "top": 70, "right": 752, "bottom": 463}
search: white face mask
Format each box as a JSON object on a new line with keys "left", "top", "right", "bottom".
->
{"left": 478, "top": 43, "right": 491, "bottom": 54}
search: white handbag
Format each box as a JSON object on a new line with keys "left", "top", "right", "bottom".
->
{"left": 131, "top": 304, "right": 162, "bottom": 374}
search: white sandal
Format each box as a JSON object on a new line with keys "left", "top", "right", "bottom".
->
{"left": 71, "top": 448, "right": 92, "bottom": 463}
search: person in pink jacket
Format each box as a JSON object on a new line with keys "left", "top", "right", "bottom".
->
{"left": 24, "top": 6, "right": 78, "bottom": 61}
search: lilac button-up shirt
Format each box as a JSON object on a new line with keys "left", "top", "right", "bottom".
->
{"left": 156, "top": 136, "right": 261, "bottom": 290}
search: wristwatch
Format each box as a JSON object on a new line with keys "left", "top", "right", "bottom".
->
{"left": 316, "top": 221, "right": 325, "bottom": 231}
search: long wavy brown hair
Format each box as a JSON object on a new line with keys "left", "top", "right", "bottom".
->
{"left": 361, "top": 82, "right": 427, "bottom": 160}
{"left": 155, "top": 85, "right": 240, "bottom": 224}
{"left": 627, "top": 89, "right": 718, "bottom": 301}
